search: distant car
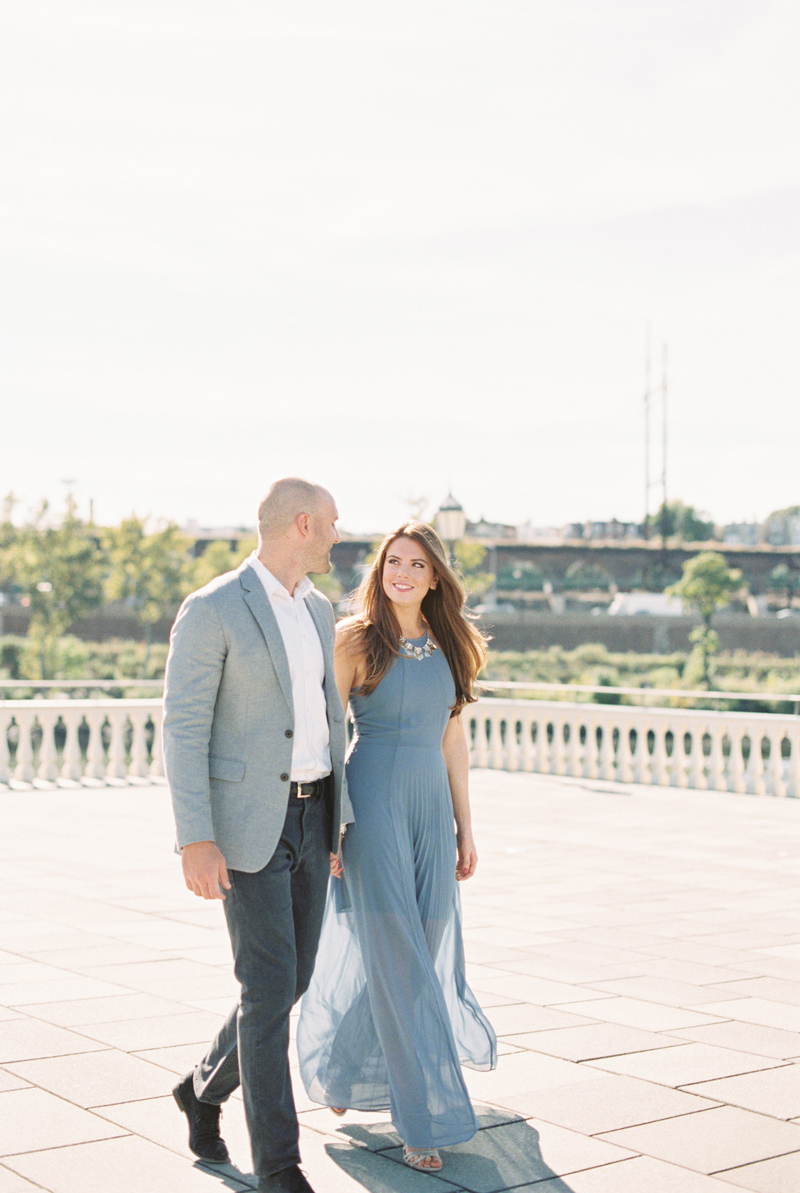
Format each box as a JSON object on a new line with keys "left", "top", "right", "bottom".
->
{"left": 607, "top": 593, "right": 685, "bottom": 616}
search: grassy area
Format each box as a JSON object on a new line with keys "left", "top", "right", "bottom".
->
{"left": 0, "top": 636, "right": 167, "bottom": 693}
{"left": 2, "top": 634, "right": 799, "bottom": 714}
{"left": 482, "top": 643, "right": 800, "bottom": 713}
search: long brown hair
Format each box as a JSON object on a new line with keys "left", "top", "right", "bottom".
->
{"left": 344, "top": 521, "right": 488, "bottom": 714}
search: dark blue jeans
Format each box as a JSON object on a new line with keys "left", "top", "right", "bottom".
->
{"left": 192, "top": 791, "right": 332, "bottom": 1178}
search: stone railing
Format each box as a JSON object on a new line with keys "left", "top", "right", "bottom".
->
{"left": 466, "top": 698, "right": 800, "bottom": 797}
{"left": 0, "top": 699, "right": 163, "bottom": 788}
{"left": 2, "top": 694, "right": 798, "bottom": 797}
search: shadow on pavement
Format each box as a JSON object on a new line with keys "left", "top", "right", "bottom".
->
{"left": 325, "top": 1115, "right": 578, "bottom": 1192}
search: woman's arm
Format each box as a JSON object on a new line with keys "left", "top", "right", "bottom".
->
{"left": 333, "top": 622, "right": 363, "bottom": 712}
{"left": 442, "top": 713, "right": 478, "bottom": 881}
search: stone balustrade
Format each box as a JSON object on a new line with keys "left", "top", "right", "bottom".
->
{"left": 466, "top": 698, "right": 800, "bottom": 797}
{"left": 2, "top": 695, "right": 798, "bottom": 797}
{"left": 0, "top": 699, "right": 164, "bottom": 788}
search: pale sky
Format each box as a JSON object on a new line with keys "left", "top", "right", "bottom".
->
{"left": 2, "top": 0, "right": 798, "bottom": 535}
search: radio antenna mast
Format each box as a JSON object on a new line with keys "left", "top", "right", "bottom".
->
{"left": 643, "top": 324, "right": 651, "bottom": 539}
{"left": 661, "top": 343, "right": 668, "bottom": 547}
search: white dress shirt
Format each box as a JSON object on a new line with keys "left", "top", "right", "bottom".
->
{"left": 249, "top": 553, "right": 331, "bottom": 782}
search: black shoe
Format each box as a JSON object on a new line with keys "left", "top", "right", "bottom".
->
{"left": 258, "top": 1165, "right": 316, "bottom": 1193}
{"left": 172, "top": 1072, "right": 230, "bottom": 1164}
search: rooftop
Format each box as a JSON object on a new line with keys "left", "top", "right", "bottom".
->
{"left": 1, "top": 773, "right": 800, "bottom": 1192}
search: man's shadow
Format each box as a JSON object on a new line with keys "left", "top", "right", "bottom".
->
{"left": 322, "top": 1107, "right": 578, "bottom": 1192}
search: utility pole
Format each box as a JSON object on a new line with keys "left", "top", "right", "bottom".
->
{"left": 660, "top": 343, "right": 668, "bottom": 549}
{"left": 643, "top": 325, "right": 651, "bottom": 540}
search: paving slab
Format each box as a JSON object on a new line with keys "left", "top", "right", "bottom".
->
{"left": 597, "top": 1105, "right": 800, "bottom": 1174}
{"left": 0, "top": 1087, "right": 127, "bottom": 1156}
{"left": 4, "top": 1048, "right": 176, "bottom": 1107}
{"left": 585, "top": 1042, "right": 784, "bottom": 1086}
{"left": 500, "top": 1072, "right": 718, "bottom": 1134}
{"left": 2, "top": 1135, "right": 254, "bottom": 1193}
{"left": 719, "top": 1150, "right": 800, "bottom": 1192}
{"left": 685, "top": 1064, "right": 800, "bottom": 1120}
{"left": 523, "top": 1155, "right": 742, "bottom": 1191}
{"left": 669, "top": 1020, "right": 800, "bottom": 1061}
{"left": 506, "top": 1022, "right": 682, "bottom": 1061}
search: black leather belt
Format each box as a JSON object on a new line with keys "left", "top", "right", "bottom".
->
{"left": 289, "top": 777, "right": 328, "bottom": 799}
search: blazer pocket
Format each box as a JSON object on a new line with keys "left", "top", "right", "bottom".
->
{"left": 209, "top": 755, "right": 246, "bottom": 782}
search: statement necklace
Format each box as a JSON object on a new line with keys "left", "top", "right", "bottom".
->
{"left": 399, "top": 633, "right": 438, "bottom": 661}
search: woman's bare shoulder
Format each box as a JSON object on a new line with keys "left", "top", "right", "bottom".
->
{"left": 335, "top": 616, "right": 366, "bottom": 654}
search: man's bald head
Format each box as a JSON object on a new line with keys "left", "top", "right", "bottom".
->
{"left": 257, "top": 478, "right": 331, "bottom": 542}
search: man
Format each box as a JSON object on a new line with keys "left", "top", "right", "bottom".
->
{"left": 163, "top": 478, "right": 352, "bottom": 1193}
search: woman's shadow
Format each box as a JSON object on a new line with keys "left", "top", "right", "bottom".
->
{"left": 321, "top": 1106, "right": 578, "bottom": 1192}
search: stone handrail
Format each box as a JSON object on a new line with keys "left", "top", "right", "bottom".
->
{"left": 2, "top": 696, "right": 798, "bottom": 797}
{"left": 466, "top": 698, "right": 800, "bottom": 797}
{"left": 0, "top": 699, "right": 164, "bottom": 788}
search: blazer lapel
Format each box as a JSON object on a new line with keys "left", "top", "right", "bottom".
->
{"left": 305, "top": 593, "right": 336, "bottom": 696}
{"left": 239, "top": 564, "right": 294, "bottom": 713}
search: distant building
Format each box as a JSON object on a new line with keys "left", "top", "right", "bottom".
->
{"left": 764, "top": 514, "right": 800, "bottom": 546}
{"left": 722, "top": 522, "right": 762, "bottom": 546}
{"left": 465, "top": 518, "right": 517, "bottom": 540}
{"left": 516, "top": 522, "right": 563, "bottom": 543}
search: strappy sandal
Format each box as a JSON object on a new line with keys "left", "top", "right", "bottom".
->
{"left": 403, "top": 1146, "right": 442, "bottom": 1171}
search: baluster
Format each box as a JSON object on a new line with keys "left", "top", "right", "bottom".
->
{"left": 565, "top": 712, "right": 580, "bottom": 778}
{"left": 14, "top": 710, "right": 35, "bottom": 783}
{"left": 618, "top": 717, "right": 634, "bottom": 783}
{"left": 476, "top": 715, "right": 490, "bottom": 768}
{"left": 530, "top": 715, "right": 544, "bottom": 774}
{"left": 788, "top": 726, "right": 800, "bottom": 799}
{"left": 741, "top": 726, "right": 759, "bottom": 795}
{"left": 521, "top": 712, "right": 535, "bottom": 772}
{"left": 653, "top": 722, "right": 670, "bottom": 786}
{"left": 730, "top": 728, "right": 747, "bottom": 793}
{"left": 106, "top": 707, "right": 128, "bottom": 780}
{"left": 583, "top": 716, "right": 598, "bottom": 779}
{"left": 130, "top": 710, "right": 150, "bottom": 778}
{"left": 84, "top": 709, "right": 107, "bottom": 781}
{"left": 61, "top": 710, "right": 84, "bottom": 781}
{"left": 0, "top": 708, "right": 11, "bottom": 784}
{"left": 506, "top": 714, "right": 519, "bottom": 772}
{"left": 769, "top": 730, "right": 787, "bottom": 797}
{"left": 599, "top": 712, "right": 615, "bottom": 781}
{"left": 709, "top": 722, "right": 726, "bottom": 792}
{"left": 36, "top": 709, "right": 59, "bottom": 784}
{"left": 672, "top": 722, "right": 686, "bottom": 788}
{"left": 751, "top": 731, "right": 768, "bottom": 796}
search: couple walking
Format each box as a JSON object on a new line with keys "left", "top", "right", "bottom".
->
{"left": 163, "top": 478, "right": 496, "bottom": 1192}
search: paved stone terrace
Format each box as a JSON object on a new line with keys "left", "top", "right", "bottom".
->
{"left": 1, "top": 771, "right": 800, "bottom": 1192}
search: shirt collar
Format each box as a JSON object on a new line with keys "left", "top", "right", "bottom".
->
{"left": 249, "top": 551, "right": 313, "bottom": 601}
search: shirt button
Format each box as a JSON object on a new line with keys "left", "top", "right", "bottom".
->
{"left": 280, "top": 773, "right": 289, "bottom": 782}
{"left": 285, "top": 730, "right": 293, "bottom": 738}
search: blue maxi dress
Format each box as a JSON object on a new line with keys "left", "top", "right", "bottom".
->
{"left": 297, "top": 633, "right": 496, "bottom": 1149}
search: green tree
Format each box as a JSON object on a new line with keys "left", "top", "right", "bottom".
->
{"left": 454, "top": 541, "right": 495, "bottom": 603}
{"left": 667, "top": 551, "right": 742, "bottom": 685}
{"left": 771, "top": 563, "right": 800, "bottom": 608}
{"left": 105, "top": 517, "right": 193, "bottom": 674}
{"left": 10, "top": 497, "right": 107, "bottom": 677}
{"left": 191, "top": 538, "right": 256, "bottom": 589}
{"left": 647, "top": 501, "right": 715, "bottom": 542}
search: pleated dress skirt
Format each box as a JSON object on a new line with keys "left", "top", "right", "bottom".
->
{"left": 297, "top": 636, "right": 496, "bottom": 1149}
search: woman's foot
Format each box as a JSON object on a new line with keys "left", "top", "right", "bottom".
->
{"left": 330, "top": 1107, "right": 346, "bottom": 1117}
{"left": 402, "top": 1146, "right": 442, "bottom": 1171}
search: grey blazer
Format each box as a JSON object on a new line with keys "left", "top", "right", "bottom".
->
{"left": 163, "top": 559, "right": 352, "bottom": 872}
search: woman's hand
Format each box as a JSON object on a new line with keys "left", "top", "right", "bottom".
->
{"left": 330, "top": 851, "right": 344, "bottom": 878}
{"left": 455, "top": 829, "right": 478, "bottom": 881}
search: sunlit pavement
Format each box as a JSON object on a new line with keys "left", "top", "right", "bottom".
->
{"left": 1, "top": 770, "right": 800, "bottom": 1192}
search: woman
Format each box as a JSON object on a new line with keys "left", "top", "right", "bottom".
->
{"left": 297, "top": 522, "right": 496, "bottom": 1173}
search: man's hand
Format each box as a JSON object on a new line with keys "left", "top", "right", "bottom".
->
{"left": 181, "top": 840, "right": 231, "bottom": 900}
{"left": 330, "top": 851, "right": 344, "bottom": 879}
